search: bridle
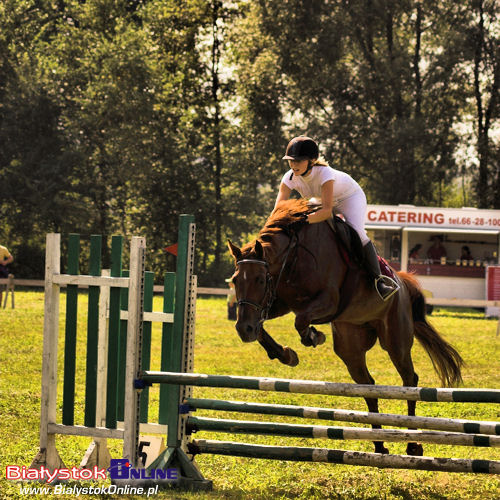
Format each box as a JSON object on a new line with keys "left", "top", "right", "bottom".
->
{"left": 236, "top": 235, "right": 297, "bottom": 325}
{"left": 235, "top": 259, "right": 274, "bottom": 324}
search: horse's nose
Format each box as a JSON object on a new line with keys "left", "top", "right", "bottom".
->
{"left": 236, "top": 321, "right": 258, "bottom": 342}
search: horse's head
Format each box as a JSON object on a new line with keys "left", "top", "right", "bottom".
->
{"left": 228, "top": 239, "right": 273, "bottom": 342}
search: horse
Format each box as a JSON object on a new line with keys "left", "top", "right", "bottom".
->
{"left": 227, "top": 199, "right": 463, "bottom": 456}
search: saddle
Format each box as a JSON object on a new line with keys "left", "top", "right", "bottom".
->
{"left": 327, "top": 216, "right": 397, "bottom": 281}
{"left": 327, "top": 216, "right": 364, "bottom": 267}
{"left": 323, "top": 215, "right": 398, "bottom": 321}
{"left": 286, "top": 212, "right": 396, "bottom": 323}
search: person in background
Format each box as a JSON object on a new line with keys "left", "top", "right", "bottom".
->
{"left": 427, "top": 236, "right": 447, "bottom": 263}
{"left": 226, "top": 278, "right": 237, "bottom": 320}
{"left": 0, "top": 244, "right": 13, "bottom": 305}
{"left": 460, "top": 245, "right": 473, "bottom": 261}
{"left": 409, "top": 244, "right": 422, "bottom": 263}
{"left": 274, "top": 136, "right": 399, "bottom": 301}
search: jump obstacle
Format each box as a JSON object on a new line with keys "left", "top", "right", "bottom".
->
{"left": 32, "top": 216, "right": 500, "bottom": 490}
{"left": 31, "top": 215, "right": 202, "bottom": 485}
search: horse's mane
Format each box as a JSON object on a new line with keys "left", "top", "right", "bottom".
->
{"left": 240, "top": 199, "right": 317, "bottom": 258}
{"left": 266, "top": 198, "right": 317, "bottom": 227}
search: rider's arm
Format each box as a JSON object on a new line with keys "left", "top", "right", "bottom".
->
{"left": 273, "top": 183, "right": 292, "bottom": 210}
{"left": 307, "top": 180, "right": 334, "bottom": 224}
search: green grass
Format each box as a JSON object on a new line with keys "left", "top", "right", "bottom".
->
{"left": 0, "top": 292, "right": 499, "bottom": 499}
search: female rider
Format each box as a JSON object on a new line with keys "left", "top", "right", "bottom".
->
{"left": 274, "top": 136, "right": 399, "bottom": 301}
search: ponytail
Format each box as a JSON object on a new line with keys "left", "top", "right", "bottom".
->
{"left": 312, "top": 156, "right": 329, "bottom": 167}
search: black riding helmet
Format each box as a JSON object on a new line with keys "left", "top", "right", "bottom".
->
{"left": 283, "top": 136, "right": 319, "bottom": 178}
{"left": 282, "top": 136, "right": 319, "bottom": 161}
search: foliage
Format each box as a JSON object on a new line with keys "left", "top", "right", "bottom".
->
{"left": 0, "top": 0, "right": 498, "bottom": 282}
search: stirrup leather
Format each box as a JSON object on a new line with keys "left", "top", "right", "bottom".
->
{"left": 374, "top": 275, "right": 400, "bottom": 301}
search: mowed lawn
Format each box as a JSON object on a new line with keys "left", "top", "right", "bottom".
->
{"left": 0, "top": 291, "right": 499, "bottom": 499}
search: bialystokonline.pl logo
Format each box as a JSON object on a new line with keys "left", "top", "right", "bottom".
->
{"left": 5, "top": 460, "right": 178, "bottom": 496}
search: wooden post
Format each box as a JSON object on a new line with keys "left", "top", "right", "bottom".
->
{"left": 106, "top": 236, "right": 123, "bottom": 429}
{"left": 122, "top": 236, "right": 146, "bottom": 466}
{"left": 144, "top": 215, "right": 212, "bottom": 490}
{"left": 140, "top": 271, "right": 155, "bottom": 423}
{"left": 401, "top": 228, "right": 409, "bottom": 272}
{"left": 80, "top": 270, "right": 113, "bottom": 470}
{"left": 2, "top": 273, "right": 15, "bottom": 308}
{"left": 159, "top": 272, "right": 175, "bottom": 424}
{"left": 85, "top": 235, "right": 102, "bottom": 427}
{"left": 30, "top": 234, "right": 65, "bottom": 471}
{"left": 62, "top": 234, "right": 80, "bottom": 426}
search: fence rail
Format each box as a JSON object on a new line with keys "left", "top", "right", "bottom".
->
{"left": 2, "top": 279, "right": 500, "bottom": 307}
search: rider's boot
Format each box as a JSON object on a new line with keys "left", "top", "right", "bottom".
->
{"left": 362, "top": 242, "right": 399, "bottom": 301}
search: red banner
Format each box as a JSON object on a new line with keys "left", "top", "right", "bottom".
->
{"left": 486, "top": 266, "right": 500, "bottom": 300}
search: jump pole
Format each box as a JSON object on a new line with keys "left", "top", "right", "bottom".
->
{"left": 186, "top": 416, "right": 500, "bottom": 448}
{"left": 140, "top": 371, "right": 500, "bottom": 404}
{"left": 137, "top": 374, "right": 500, "bottom": 475}
{"left": 186, "top": 397, "right": 500, "bottom": 435}
{"left": 189, "top": 440, "right": 500, "bottom": 474}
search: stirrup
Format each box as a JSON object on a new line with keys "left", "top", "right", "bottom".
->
{"left": 375, "top": 276, "right": 400, "bottom": 301}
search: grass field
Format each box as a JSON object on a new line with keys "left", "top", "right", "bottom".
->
{"left": 0, "top": 291, "right": 499, "bottom": 499}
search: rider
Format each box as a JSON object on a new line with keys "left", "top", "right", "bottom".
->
{"left": 273, "top": 135, "right": 399, "bottom": 301}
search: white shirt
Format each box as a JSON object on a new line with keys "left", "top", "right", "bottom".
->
{"left": 281, "top": 165, "right": 361, "bottom": 204}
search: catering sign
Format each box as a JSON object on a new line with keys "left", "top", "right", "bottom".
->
{"left": 366, "top": 205, "right": 500, "bottom": 230}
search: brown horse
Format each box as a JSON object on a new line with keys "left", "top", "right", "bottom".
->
{"left": 228, "top": 199, "right": 463, "bottom": 456}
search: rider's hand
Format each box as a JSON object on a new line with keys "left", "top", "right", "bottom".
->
{"left": 288, "top": 213, "right": 309, "bottom": 233}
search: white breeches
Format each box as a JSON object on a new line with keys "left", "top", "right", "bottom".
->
{"left": 333, "top": 190, "right": 370, "bottom": 246}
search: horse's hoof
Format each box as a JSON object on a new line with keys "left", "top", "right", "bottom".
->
{"left": 314, "top": 329, "right": 326, "bottom": 346}
{"left": 406, "top": 442, "right": 423, "bottom": 456}
{"left": 374, "top": 442, "right": 389, "bottom": 454}
{"left": 282, "top": 347, "right": 299, "bottom": 367}
{"left": 300, "top": 333, "right": 313, "bottom": 347}
{"left": 300, "top": 326, "right": 326, "bottom": 347}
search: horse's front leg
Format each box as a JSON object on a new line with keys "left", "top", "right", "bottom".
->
{"left": 294, "top": 290, "right": 338, "bottom": 347}
{"left": 258, "top": 326, "right": 299, "bottom": 367}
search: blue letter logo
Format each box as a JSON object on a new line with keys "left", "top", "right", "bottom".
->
{"left": 108, "top": 459, "right": 130, "bottom": 479}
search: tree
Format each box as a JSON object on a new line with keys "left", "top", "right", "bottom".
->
{"left": 467, "top": 0, "right": 499, "bottom": 207}
{"left": 231, "top": 0, "right": 468, "bottom": 206}
{"left": 0, "top": 0, "right": 85, "bottom": 276}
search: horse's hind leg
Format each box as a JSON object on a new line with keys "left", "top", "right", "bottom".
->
{"left": 385, "top": 343, "right": 423, "bottom": 456}
{"left": 258, "top": 327, "right": 299, "bottom": 367}
{"left": 381, "top": 310, "right": 423, "bottom": 456}
{"left": 332, "top": 323, "right": 389, "bottom": 454}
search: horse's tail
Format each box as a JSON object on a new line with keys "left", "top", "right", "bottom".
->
{"left": 399, "top": 272, "right": 464, "bottom": 387}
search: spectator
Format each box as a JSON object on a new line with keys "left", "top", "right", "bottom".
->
{"left": 409, "top": 244, "right": 422, "bottom": 263}
{"left": 427, "top": 236, "right": 447, "bottom": 263}
{"left": 0, "top": 244, "right": 13, "bottom": 305}
{"left": 460, "top": 246, "right": 473, "bottom": 261}
{"left": 226, "top": 278, "right": 237, "bottom": 320}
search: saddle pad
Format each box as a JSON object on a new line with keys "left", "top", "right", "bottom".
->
{"left": 379, "top": 256, "right": 397, "bottom": 280}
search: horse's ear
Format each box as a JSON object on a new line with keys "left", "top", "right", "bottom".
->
{"left": 227, "top": 240, "right": 242, "bottom": 261}
{"left": 254, "top": 240, "right": 264, "bottom": 260}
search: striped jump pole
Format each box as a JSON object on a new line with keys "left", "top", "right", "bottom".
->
{"left": 186, "top": 416, "right": 500, "bottom": 448}
{"left": 186, "top": 398, "right": 500, "bottom": 435}
{"left": 189, "top": 440, "right": 500, "bottom": 474}
{"left": 141, "top": 371, "right": 500, "bottom": 403}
